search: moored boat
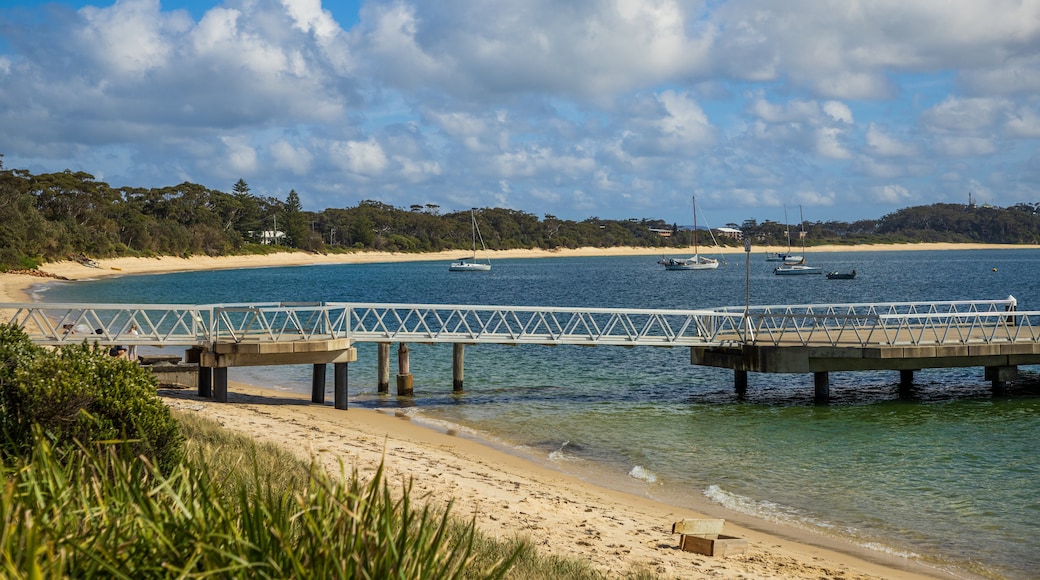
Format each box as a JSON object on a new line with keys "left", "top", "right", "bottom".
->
{"left": 449, "top": 209, "right": 492, "bottom": 272}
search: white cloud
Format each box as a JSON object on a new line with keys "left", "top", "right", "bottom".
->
{"left": 934, "top": 136, "right": 997, "bottom": 157}
{"left": 815, "top": 127, "right": 851, "bottom": 159}
{"left": 330, "top": 138, "right": 389, "bottom": 176}
{"left": 822, "top": 101, "right": 853, "bottom": 124}
{"left": 1, "top": 0, "right": 1040, "bottom": 225}
{"left": 874, "top": 184, "right": 913, "bottom": 204}
{"left": 922, "top": 97, "right": 1009, "bottom": 134}
{"left": 76, "top": 0, "right": 184, "bottom": 76}
{"left": 1005, "top": 106, "right": 1040, "bottom": 138}
{"left": 270, "top": 140, "right": 314, "bottom": 175}
{"left": 220, "top": 136, "right": 259, "bottom": 175}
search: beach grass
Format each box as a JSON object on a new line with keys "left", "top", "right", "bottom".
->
{"left": 0, "top": 409, "right": 646, "bottom": 578}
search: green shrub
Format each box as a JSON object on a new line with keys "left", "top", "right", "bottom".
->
{"left": 0, "top": 428, "right": 519, "bottom": 579}
{"left": 0, "top": 324, "right": 183, "bottom": 473}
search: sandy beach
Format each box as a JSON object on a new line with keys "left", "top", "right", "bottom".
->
{"left": 1, "top": 243, "right": 1028, "bottom": 578}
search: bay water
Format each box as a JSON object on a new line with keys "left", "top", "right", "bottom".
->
{"left": 35, "top": 249, "right": 1040, "bottom": 579}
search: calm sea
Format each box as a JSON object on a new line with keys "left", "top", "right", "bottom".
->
{"left": 34, "top": 249, "right": 1040, "bottom": 579}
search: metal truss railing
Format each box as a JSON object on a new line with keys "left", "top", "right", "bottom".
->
{"left": 725, "top": 298, "right": 1040, "bottom": 346}
{"left": 335, "top": 303, "right": 722, "bottom": 346}
{"left": 0, "top": 303, "right": 208, "bottom": 347}
{"left": 2, "top": 298, "right": 1037, "bottom": 349}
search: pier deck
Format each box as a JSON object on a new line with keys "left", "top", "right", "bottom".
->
{"left": 3, "top": 297, "right": 1037, "bottom": 404}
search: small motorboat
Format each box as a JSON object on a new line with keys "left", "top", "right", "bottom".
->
{"left": 826, "top": 270, "right": 856, "bottom": 280}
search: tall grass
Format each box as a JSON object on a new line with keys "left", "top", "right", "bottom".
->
{"left": 0, "top": 413, "right": 659, "bottom": 578}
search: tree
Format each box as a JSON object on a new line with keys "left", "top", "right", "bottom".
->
{"left": 283, "top": 190, "right": 309, "bottom": 249}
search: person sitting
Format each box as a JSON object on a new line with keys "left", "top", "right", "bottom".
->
{"left": 109, "top": 345, "right": 128, "bottom": 359}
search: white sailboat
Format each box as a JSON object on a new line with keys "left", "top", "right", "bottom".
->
{"left": 449, "top": 209, "right": 492, "bottom": 272}
{"left": 663, "top": 196, "right": 720, "bottom": 271}
{"left": 773, "top": 206, "right": 822, "bottom": 275}
{"left": 765, "top": 205, "right": 803, "bottom": 263}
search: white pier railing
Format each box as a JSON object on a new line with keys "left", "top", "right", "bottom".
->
{"left": 2, "top": 298, "right": 1036, "bottom": 349}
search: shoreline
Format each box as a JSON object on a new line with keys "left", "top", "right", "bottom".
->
{"left": 0, "top": 244, "right": 1018, "bottom": 577}
{"left": 3, "top": 241, "right": 1038, "bottom": 303}
{"left": 161, "top": 383, "right": 947, "bottom": 579}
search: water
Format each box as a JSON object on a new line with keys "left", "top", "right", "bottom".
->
{"left": 35, "top": 249, "right": 1040, "bottom": 579}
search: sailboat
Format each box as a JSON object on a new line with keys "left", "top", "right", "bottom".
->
{"left": 764, "top": 205, "right": 803, "bottom": 263}
{"left": 449, "top": 209, "right": 492, "bottom": 272}
{"left": 773, "top": 206, "right": 822, "bottom": 275}
{"left": 663, "top": 196, "right": 720, "bottom": 271}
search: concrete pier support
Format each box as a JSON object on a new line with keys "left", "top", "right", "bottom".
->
{"left": 899, "top": 369, "right": 915, "bottom": 388}
{"left": 334, "top": 362, "right": 348, "bottom": 409}
{"left": 734, "top": 370, "right": 747, "bottom": 396}
{"left": 898, "top": 369, "right": 917, "bottom": 399}
{"left": 377, "top": 342, "right": 390, "bottom": 394}
{"left": 213, "top": 367, "right": 228, "bottom": 403}
{"left": 311, "top": 363, "right": 327, "bottom": 404}
{"left": 198, "top": 366, "right": 213, "bottom": 398}
{"left": 985, "top": 365, "right": 1016, "bottom": 396}
{"left": 813, "top": 371, "right": 830, "bottom": 405}
{"left": 453, "top": 343, "right": 465, "bottom": 392}
{"left": 396, "top": 343, "right": 414, "bottom": 396}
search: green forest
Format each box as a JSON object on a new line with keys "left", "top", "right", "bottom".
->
{"left": 3, "top": 154, "right": 1040, "bottom": 271}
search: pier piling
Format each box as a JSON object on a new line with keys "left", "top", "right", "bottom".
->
{"left": 213, "top": 368, "right": 228, "bottom": 403}
{"left": 198, "top": 366, "right": 212, "bottom": 398}
{"left": 334, "top": 362, "right": 348, "bottom": 409}
{"left": 985, "top": 365, "right": 1016, "bottom": 395}
{"left": 899, "top": 369, "right": 915, "bottom": 388}
{"left": 311, "top": 363, "right": 327, "bottom": 404}
{"left": 813, "top": 371, "right": 829, "bottom": 405}
{"left": 453, "top": 343, "right": 465, "bottom": 391}
{"left": 397, "top": 343, "right": 414, "bottom": 396}
{"left": 734, "top": 370, "right": 747, "bottom": 396}
{"left": 377, "top": 342, "right": 390, "bottom": 394}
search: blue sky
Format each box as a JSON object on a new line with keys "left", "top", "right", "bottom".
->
{"left": 1, "top": 1, "right": 1039, "bottom": 227}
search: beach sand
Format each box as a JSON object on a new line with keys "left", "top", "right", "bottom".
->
{"left": 2, "top": 243, "right": 1024, "bottom": 578}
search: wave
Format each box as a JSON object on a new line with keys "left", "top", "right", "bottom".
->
{"left": 703, "top": 485, "right": 919, "bottom": 560}
{"left": 628, "top": 465, "right": 658, "bottom": 484}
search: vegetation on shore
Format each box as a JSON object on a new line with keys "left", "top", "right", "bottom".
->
{"left": 0, "top": 324, "right": 653, "bottom": 578}
{"left": 3, "top": 154, "right": 1040, "bottom": 270}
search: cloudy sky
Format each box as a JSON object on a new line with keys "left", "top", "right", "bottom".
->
{"left": 1, "top": 1, "right": 1039, "bottom": 227}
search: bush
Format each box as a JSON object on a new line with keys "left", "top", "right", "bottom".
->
{"left": 0, "top": 423, "right": 519, "bottom": 579}
{"left": 0, "top": 324, "right": 183, "bottom": 473}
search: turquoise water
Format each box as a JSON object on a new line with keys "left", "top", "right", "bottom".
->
{"left": 34, "top": 250, "right": 1040, "bottom": 579}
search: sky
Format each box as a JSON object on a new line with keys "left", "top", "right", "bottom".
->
{"left": 1, "top": 1, "right": 1039, "bottom": 227}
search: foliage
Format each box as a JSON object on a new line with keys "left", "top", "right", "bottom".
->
{"left": 3, "top": 159, "right": 1040, "bottom": 270}
{"left": 0, "top": 412, "right": 523, "bottom": 579}
{"left": 0, "top": 324, "right": 183, "bottom": 474}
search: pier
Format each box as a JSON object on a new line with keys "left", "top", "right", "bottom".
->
{"left": 3, "top": 297, "right": 1038, "bottom": 405}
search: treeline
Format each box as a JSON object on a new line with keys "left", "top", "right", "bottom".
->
{"left": 3, "top": 155, "right": 1040, "bottom": 270}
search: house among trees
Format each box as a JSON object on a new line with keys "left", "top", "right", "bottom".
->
{"left": 254, "top": 230, "right": 286, "bottom": 245}
{"left": 715, "top": 227, "right": 743, "bottom": 240}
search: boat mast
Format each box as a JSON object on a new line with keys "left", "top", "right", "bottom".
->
{"left": 784, "top": 205, "right": 792, "bottom": 256}
{"left": 798, "top": 205, "right": 807, "bottom": 263}
{"left": 692, "top": 196, "right": 699, "bottom": 257}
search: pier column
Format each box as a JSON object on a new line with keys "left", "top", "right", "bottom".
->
{"left": 453, "top": 343, "right": 465, "bottom": 392}
{"left": 898, "top": 369, "right": 916, "bottom": 399}
{"left": 334, "top": 362, "right": 349, "bottom": 409}
{"left": 396, "top": 343, "right": 414, "bottom": 396}
{"left": 213, "top": 367, "right": 228, "bottom": 403}
{"left": 899, "top": 369, "right": 915, "bottom": 388}
{"left": 813, "top": 371, "right": 829, "bottom": 405}
{"left": 734, "top": 370, "right": 747, "bottom": 397}
{"left": 377, "top": 342, "right": 391, "bottom": 394}
{"left": 985, "top": 365, "right": 1016, "bottom": 396}
{"left": 311, "top": 363, "right": 327, "bottom": 404}
{"left": 197, "top": 366, "right": 212, "bottom": 398}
